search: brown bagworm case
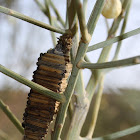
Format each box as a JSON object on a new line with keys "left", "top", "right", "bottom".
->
{"left": 22, "top": 34, "right": 72, "bottom": 140}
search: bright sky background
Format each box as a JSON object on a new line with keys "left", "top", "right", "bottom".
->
{"left": 0, "top": 0, "right": 140, "bottom": 92}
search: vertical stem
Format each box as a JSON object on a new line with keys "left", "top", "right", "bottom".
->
{"left": 67, "top": 0, "right": 79, "bottom": 59}
{"left": 75, "top": 0, "right": 90, "bottom": 43}
{"left": 83, "top": 0, "right": 88, "bottom": 17}
{"left": 52, "top": 44, "right": 86, "bottom": 140}
{"left": 52, "top": 0, "right": 78, "bottom": 139}
{"left": 0, "top": 99, "right": 24, "bottom": 134}
{"left": 85, "top": 1, "right": 131, "bottom": 138}
{"left": 66, "top": 71, "right": 88, "bottom": 140}
{"left": 49, "top": 0, "right": 65, "bottom": 27}
{"left": 67, "top": 0, "right": 77, "bottom": 33}
{"left": 75, "top": 70, "right": 85, "bottom": 95}
{"left": 86, "top": 76, "right": 104, "bottom": 138}
{"left": 45, "top": 0, "right": 56, "bottom": 46}
{"left": 86, "top": 0, "right": 130, "bottom": 101}
{"left": 35, "top": 0, "right": 57, "bottom": 45}
{"left": 66, "top": 97, "right": 89, "bottom": 140}
{"left": 113, "top": 0, "right": 132, "bottom": 60}
{"left": 52, "top": 1, "right": 105, "bottom": 139}
{"left": 104, "top": 18, "right": 109, "bottom": 32}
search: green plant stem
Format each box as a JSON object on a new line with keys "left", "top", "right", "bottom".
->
{"left": 80, "top": 125, "right": 140, "bottom": 140}
{"left": 0, "top": 64, "right": 65, "bottom": 103}
{"left": 102, "top": 0, "right": 132, "bottom": 74}
{"left": 78, "top": 55, "right": 140, "bottom": 69}
{"left": 84, "top": 55, "right": 91, "bottom": 62}
{"left": 86, "top": 76, "right": 104, "bottom": 138}
{"left": 0, "top": 130, "right": 10, "bottom": 140}
{"left": 68, "top": 98, "right": 74, "bottom": 120}
{"left": 93, "top": 125, "right": 140, "bottom": 140}
{"left": 67, "top": 0, "right": 79, "bottom": 127}
{"left": 67, "top": 0, "right": 79, "bottom": 59}
{"left": 113, "top": 0, "right": 131, "bottom": 60}
{"left": 52, "top": 1, "right": 105, "bottom": 139}
{"left": 88, "top": 0, "right": 132, "bottom": 52}
{"left": 34, "top": 0, "right": 47, "bottom": 15}
{"left": 67, "top": 0, "right": 77, "bottom": 34}
{"left": 52, "top": 39, "right": 84, "bottom": 140}
{"left": 0, "top": 99, "right": 24, "bottom": 134}
{"left": 75, "top": 70, "right": 85, "bottom": 95}
{"left": 52, "top": 1, "right": 78, "bottom": 139}
{"left": 86, "top": 0, "right": 130, "bottom": 99}
{"left": 66, "top": 71, "right": 88, "bottom": 140}
{"left": 87, "top": 0, "right": 105, "bottom": 36}
{"left": 83, "top": 0, "right": 88, "bottom": 17}
{"left": 35, "top": 0, "right": 56, "bottom": 46}
{"left": 108, "top": 0, "right": 127, "bottom": 35}
{"left": 75, "top": 0, "right": 90, "bottom": 43}
{"left": 87, "top": 27, "right": 140, "bottom": 52}
{"left": 66, "top": 96, "right": 89, "bottom": 140}
{"left": 104, "top": 18, "right": 109, "bottom": 32}
{"left": 85, "top": 1, "right": 130, "bottom": 137}
{"left": 45, "top": 0, "right": 56, "bottom": 46}
{"left": 0, "top": 5, "right": 67, "bottom": 34}
{"left": 49, "top": 0, "right": 65, "bottom": 27}
{"left": 65, "top": 0, "right": 78, "bottom": 121}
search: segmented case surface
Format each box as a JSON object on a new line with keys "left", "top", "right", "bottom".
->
{"left": 22, "top": 34, "right": 72, "bottom": 140}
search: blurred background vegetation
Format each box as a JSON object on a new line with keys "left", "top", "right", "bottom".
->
{"left": 0, "top": 0, "right": 140, "bottom": 140}
{"left": 0, "top": 89, "right": 140, "bottom": 140}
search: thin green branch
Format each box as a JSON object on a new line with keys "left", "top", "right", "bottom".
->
{"left": 35, "top": 0, "right": 56, "bottom": 46}
{"left": 78, "top": 56, "right": 140, "bottom": 69}
{"left": 75, "top": 70, "right": 85, "bottom": 95}
{"left": 84, "top": 55, "right": 91, "bottom": 62}
{"left": 0, "top": 130, "right": 10, "bottom": 140}
{"left": 66, "top": 95, "right": 89, "bottom": 140}
{"left": 68, "top": 98, "right": 74, "bottom": 120}
{"left": 67, "top": 0, "right": 77, "bottom": 34}
{"left": 0, "top": 99, "right": 24, "bottom": 134}
{"left": 101, "top": 0, "right": 132, "bottom": 74}
{"left": 66, "top": 71, "right": 87, "bottom": 139}
{"left": 86, "top": 76, "right": 104, "bottom": 138}
{"left": 75, "top": 0, "right": 91, "bottom": 43}
{"left": 93, "top": 125, "right": 140, "bottom": 140}
{"left": 49, "top": 0, "right": 65, "bottom": 27}
{"left": 104, "top": 18, "right": 109, "bottom": 32}
{"left": 88, "top": 0, "right": 132, "bottom": 52}
{"left": 45, "top": 0, "right": 57, "bottom": 46}
{"left": 113, "top": 0, "right": 132, "bottom": 60}
{"left": 67, "top": 0, "right": 79, "bottom": 59}
{"left": 52, "top": 1, "right": 105, "bottom": 139}
{"left": 108, "top": 0, "right": 128, "bottom": 36}
{"left": 52, "top": 1, "right": 78, "bottom": 139}
{"left": 87, "top": 0, "right": 105, "bottom": 35}
{"left": 83, "top": 0, "right": 88, "bottom": 17}
{"left": 94, "top": 0, "right": 128, "bottom": 64}
{"left": 34, "top": 0, "right": 47, "bottom": 15}
{"left": 80, "top": 125, "right": 140, "bottom": 140}
{"left": 85, "top": 1, "right": 131, "bottom": 137}
{"left": 85, "top": 0, "right": 131, "bottom": 73}
{"left": 0, "top": 5, "right": 67, "bottom": 34}
{"left": 86, "top": 0, "right": 127, "bottom": 100}
{"left": 0, "top": 64, "right": 65, "bottom": 103}
{"left": 87, "top": 27, "right": 140, "bottom": 52}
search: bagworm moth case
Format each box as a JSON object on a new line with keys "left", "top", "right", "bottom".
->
{"left": 22, "top": 34, "right": 72, "bottom": 140}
